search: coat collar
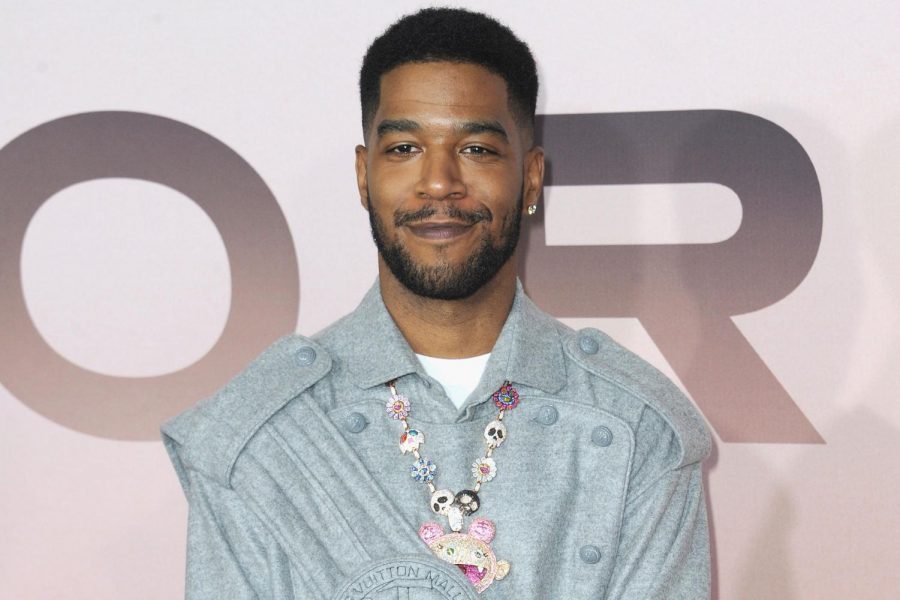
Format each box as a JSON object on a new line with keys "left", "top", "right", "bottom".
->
{"left": 336, "top": 279, "right": 567, "bottom": 395}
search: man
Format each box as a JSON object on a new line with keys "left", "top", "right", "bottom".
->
{"left": 163, "top": 8, "right": 711, "bottom": 599}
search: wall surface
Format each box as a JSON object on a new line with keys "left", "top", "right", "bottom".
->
{"left": 2, "top": 1, "right": 899, "bottom": 598}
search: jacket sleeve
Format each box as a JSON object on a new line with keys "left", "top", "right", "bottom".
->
{"left": 182, "top": 469, "right": 296, "bottom": 600}
{"left": 604, "top": 407, "right": 711, "bottom": 600}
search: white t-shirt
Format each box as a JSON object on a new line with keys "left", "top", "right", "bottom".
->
{"left": 415, "top": 353, "right": 491, "bottom": 410}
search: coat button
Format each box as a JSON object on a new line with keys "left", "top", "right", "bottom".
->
{"left": 578, "top": 334, "right": 599, "bottom": 355}
{"left": 345, "top": 412, "right": 367, "bottom": 433}
{"left": 295, "top": 346, "right": 317, "bottom": 366}
{"left": 591, "top": 426, "right": 613, "bottom": 447}
{"left": 579, "top": 545, "right": 602, "bottom": 564}
{"left": 533, "top": 405, "right": 558, "bottom": 426}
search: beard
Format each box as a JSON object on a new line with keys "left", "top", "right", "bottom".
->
{"left": 367, "top": 193, "right": 523, "bottom": 301}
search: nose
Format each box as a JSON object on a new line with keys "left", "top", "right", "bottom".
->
{"left": 416, "top": 148, "right": 466, "bottom": 200}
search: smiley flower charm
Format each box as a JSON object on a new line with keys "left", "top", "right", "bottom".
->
{"left": 386, "top": 394, "right": 411, "bottom": 419}
{"left": 491, "top": 384, "right": 519, "bottom": 411}
{"left": 471, "top": 457, "right": 497, "bottom": 483}
{"left": 411, "top": 457, "right": 436, "bottom": 483}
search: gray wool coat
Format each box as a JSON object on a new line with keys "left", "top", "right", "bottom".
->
{"left": 162, "top": 281, "right": 712, "bottom": 599}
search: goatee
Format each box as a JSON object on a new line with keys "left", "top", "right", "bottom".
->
{"left": 367, "top": 195, "right": 523, "bottom": 300}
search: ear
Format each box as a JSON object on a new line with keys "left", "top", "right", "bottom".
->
{"left": 522, "top": 146, "right": 544, "bottom": 215}
{"left": 418, "top": 521, "right": 445, "bottom": 545}
{"left": 495, "top": 560, "right": 510, "bottom": 580}
{"left": 355, "top": 144, "right": 369, "bottom": 210}
{"left": 467, "top": 518, "right": 496, "bottom": 543}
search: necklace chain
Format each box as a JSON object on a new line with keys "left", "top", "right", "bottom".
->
{"left": 384, "top": 379, "right": 520, "bottom": 531}
{"left": 384, "top": 378, "right": 519, "bottom": 592}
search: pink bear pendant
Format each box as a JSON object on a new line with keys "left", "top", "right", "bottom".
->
{"left": 418, "top": 518, "right": 511, "bottom": 593}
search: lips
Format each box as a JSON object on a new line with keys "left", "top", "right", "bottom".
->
{"left": 405, "top": 221, "right": 474, "bottom": 240}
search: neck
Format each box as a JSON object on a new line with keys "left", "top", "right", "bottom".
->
{"left": 378, "top": 258, "right": 517, "bottom": 359}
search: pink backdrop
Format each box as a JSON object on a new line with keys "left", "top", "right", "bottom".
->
{"left": 2, "top": 2, "right": 899, "bottom": 598}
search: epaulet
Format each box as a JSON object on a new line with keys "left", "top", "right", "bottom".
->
{"left": 563, "top": 328, "right": 711, "bottom": 468}
{"left": 161, "top": 334, "right": 332, "bottom": 490}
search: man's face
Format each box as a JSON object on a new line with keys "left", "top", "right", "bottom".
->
{"left": 355, "top": 61, "right": 543, "bottom": 300}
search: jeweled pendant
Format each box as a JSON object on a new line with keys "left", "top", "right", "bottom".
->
{"left": 419, "top": 518, "right": 510, "bottom": 593}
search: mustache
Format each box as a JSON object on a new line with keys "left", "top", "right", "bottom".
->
{"left": 394, "top": 205, "right": 492, "bottom": 227}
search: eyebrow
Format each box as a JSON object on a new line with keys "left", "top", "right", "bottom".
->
{"left": 459, "top": 120, "right": 508, "bottom": 141}
{"left": 374, "top": 119, "right": 509, "bottom": 142}
{"left": 376, "top": 119, "right": 420, "bottom": 137}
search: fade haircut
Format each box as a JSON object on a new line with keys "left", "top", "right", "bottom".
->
{"left": 359, "top": 7, "right": 538, "bottom": 138}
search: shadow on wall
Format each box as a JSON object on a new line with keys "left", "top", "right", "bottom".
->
{"left": 734, "top": 468, "right": 798, "bottom": 599}
{"left": 734, "top": 402, "right": 900, "bottom": 600}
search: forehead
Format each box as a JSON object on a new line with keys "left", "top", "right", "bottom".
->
{"left": 374, "top": 62, "right": 515, "bottom": 131}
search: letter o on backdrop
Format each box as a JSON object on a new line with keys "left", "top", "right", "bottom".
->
{"left": 0, "top": 112, "right": 299, "bottom": 440}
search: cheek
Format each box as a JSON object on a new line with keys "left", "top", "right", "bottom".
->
{"left": 365, "top": 175, "right": 400, "bottom": 213}
{"left": 469, "top": 168, "right": 522, "bottom": 204}
{"left": 469, "top": 167, "right": 518, "bottom": 193}
{"left": 370, "top": 163, "right": 418, "bottom": 195}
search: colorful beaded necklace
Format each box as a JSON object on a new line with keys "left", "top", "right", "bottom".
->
{"left": 384, "top": 379, "right": 520, "bottom": 593}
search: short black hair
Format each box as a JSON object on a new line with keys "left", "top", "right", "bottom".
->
{"left": 359, "top": 8, "right": 538, "bottom": 137}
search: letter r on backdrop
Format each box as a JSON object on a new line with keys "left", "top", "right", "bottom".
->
{"left": 526, "top": 110, "right": 823, "bottom": 443}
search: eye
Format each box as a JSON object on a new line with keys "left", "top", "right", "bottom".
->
{"left": 388, "top": 143, "right": 419, "bottom": 155}
{"left": 446, "top": 547, "right": 455, "bottom": 555}
{"left": 461, "top": 145, "right": 494, "bottom": 156}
